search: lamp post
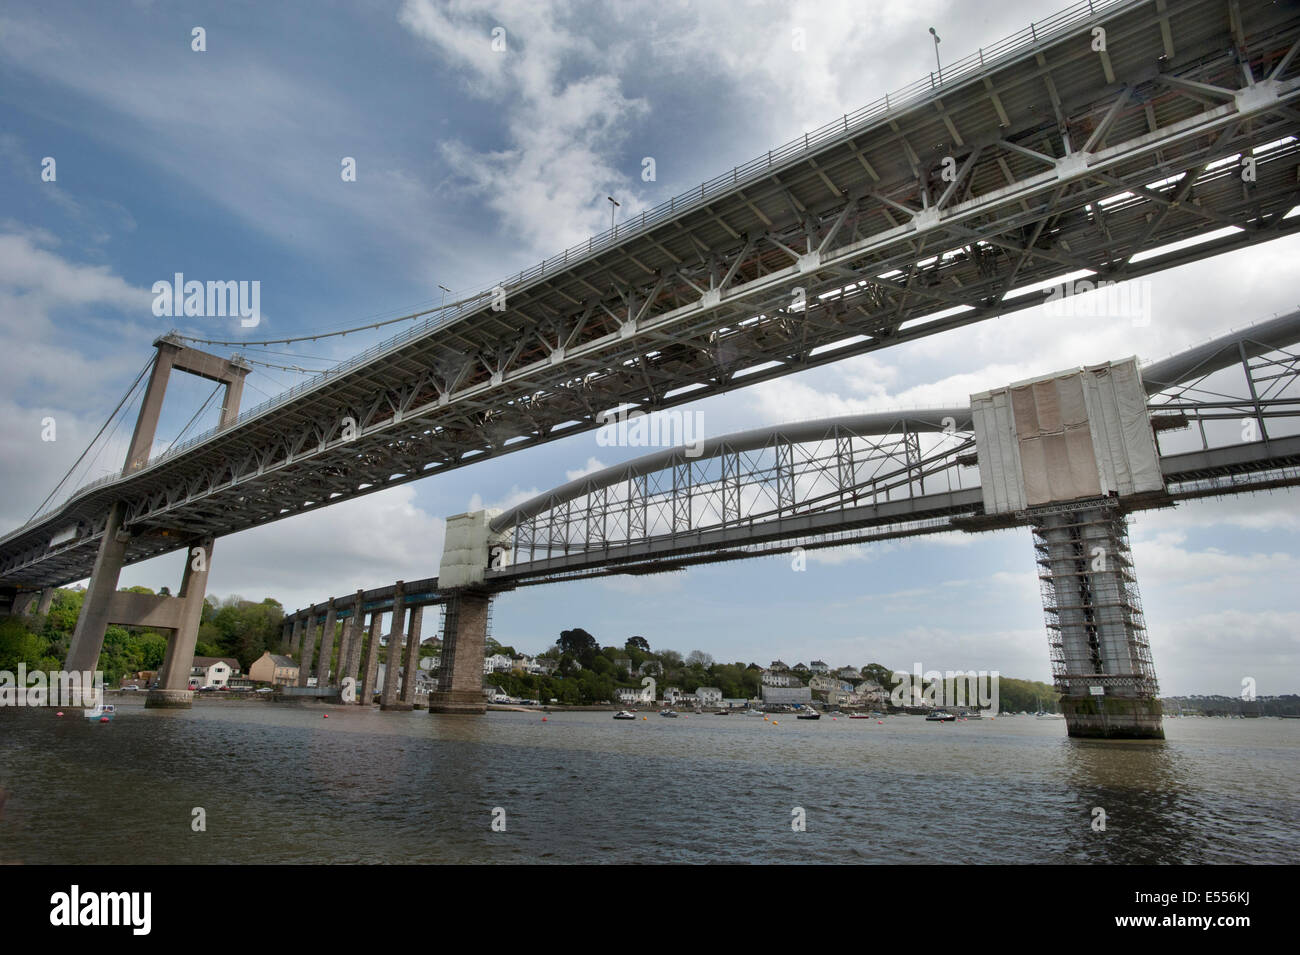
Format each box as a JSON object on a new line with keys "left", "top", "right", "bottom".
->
{"left": 438, "top": 284, "right": 450, "bottom": 309}
{"left": 929, "top": 27, "right": 942, "bottom": 79}
{"left": 607, "top": 195, "right": 620, "bottom": 233}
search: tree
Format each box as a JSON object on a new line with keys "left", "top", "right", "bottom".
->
{"left": 625, "top": 635, "right": 650, "bottom": 652}
{"left": 686, "top": 650, "right": 714, "bottom": 668}
{"left": 557, "top": 628, "right": 598, "bottom": 656}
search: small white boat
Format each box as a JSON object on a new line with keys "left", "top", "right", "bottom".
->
{"left": 658, "top": 709, "right": 678, "bottom": 718}
{"left": 85, "top": 703, "right": 115, "bottom": 722}
{"left": 925, "top": 709, "right": 956, "bottom": 722}
{"left": 613, "top": 710, "right": 637, "bottom": 720}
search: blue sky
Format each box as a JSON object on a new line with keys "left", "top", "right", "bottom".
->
{"left": 2, "top": 0, "right": 1298, "bottom": 695}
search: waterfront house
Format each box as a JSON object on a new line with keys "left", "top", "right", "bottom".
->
{"left": 696, "top": 686, "right": 723, "bottom": 705}
{"left": 248, "top": 652, "right": 299, "bottom": 687}
{"left": 190, "top": 656, "right": 241, "bottom": 688}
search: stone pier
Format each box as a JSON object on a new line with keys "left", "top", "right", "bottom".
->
{"left": 400, "top": 605, "right": 423, "bottom": 706}
{"left": 314, "top": 598, "right": 337, "bottom": 688}
{"left": 360, "top": 609, "right": 383, "bottom": 705}
{"left": 428, "top": 589, "right": 490, "bottom": 715}
{"left": 298, "top": 611, "right": 320, "bottom": 687}
{"left": 342, "top": 590, "right": 366, "bottom": 699}
{"left": 289, "top": 615, "right": 304, "bottom": 655}
{"left": 380, "top": 581, "right": 412, "bottom": 711}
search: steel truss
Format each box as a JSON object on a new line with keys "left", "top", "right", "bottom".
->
{"left": 5, "top": 0, "right": 1300, "bottom": 588}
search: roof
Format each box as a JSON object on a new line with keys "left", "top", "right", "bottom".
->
{"left": 192, "top": 656, "right": 240, "bottom": 669}
{"left": 268, "top": 654, "right": 296, "bottom": 667}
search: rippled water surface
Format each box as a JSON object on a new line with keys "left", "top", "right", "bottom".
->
{"left": 1, "top": 701, "right": 1296, "bottom": 864}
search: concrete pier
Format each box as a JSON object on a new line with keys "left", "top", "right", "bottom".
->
{"left": 65, "top": 502, "right": 129, "bottom": 674}
{"left": 145, "top": 537, "right": 214, "bottom": 709}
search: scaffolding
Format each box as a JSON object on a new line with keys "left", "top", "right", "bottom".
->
{"left": 1032, "top": 501, "right": 1159, "bottom": 699}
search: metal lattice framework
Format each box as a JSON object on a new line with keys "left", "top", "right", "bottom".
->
{"left": 495, "top": 411, "right": 979, "bottom": 583}
{"left": 4, "top": 0, "right": 1300, "bottom": 589}
{"left": 487, "top": 313, "right": 1300, "bottom": 586}
{"left": 1033, "top": 504, "right": 1160, "bottom": 696}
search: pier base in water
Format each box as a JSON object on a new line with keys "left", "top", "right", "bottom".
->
{"left": 1062, "top": 695, "right": 1164, "bottom": 739}
{"left": 144, "top": 688, "right": 193, "bottom": 709}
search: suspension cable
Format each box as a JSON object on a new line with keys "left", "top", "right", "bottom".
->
{"left": 29, "top": 355, "right": 154, "bottom": 521}
{"left": 164, "top": 382, "right": 223, "bottom": 452}
{"left": 170, "top": 289, "right": 490, "bottom": 348}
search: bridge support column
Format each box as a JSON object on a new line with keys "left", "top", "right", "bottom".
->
{"left": 400, "top": 605, "right": 423, "bottom": 706}
{"left": 428, "top": 590, "right": 490, "bottom": 715}
{"left": 341, "top": 590, "right": 366, "bottom": 698}
{"left": 279, "top": 619, "right": 292, "bottom": 654}
{"left": 360, "top": 609, "right": 383, "bottom": 705}
{"left": 381, "top": 581, "right": 412, "bottom": 711}
{"left": 334, "top": 606, "right": 356, "bottom": 691}
{"left": 145, "top": 537, "right": 214, "bottom": 709}
{"left": 65, "top": 502, "right": 129, "bottom": 674}
{"left": 298, "top": 612, "right": 319, "bottom": 687}
{"left": 1033, "top": 505, "right": 1163, "bottom": 739}
{"left": 315, "top": 598, "right": 337, "bottom": 688}
{"left": 289, "top": 615, "right": 303, "bottom": 655}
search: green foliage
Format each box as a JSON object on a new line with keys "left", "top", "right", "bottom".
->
{"left": 0, "top": 587, "right": 284, "bottom": 687}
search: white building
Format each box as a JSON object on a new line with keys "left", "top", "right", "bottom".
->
{"left": 483, "top": 653, "right": 513, "bottom": 674}
{"left": 762, "top": 670, "right": 801, "bottom": 687}
{"left": 190, "top": 657, "right": 239, "bottom": 688}
{"left": 615, "top": 685, "right": 655, "bottom": 704}
{"left": 696, "top": 686, "right": 723, "bottom": 705}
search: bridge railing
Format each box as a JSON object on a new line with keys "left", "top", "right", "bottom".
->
{"left": 29, "top": 0, "right": 1125, "bottom": 523}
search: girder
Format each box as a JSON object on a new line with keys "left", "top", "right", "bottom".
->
{"left": 4, "top": 0, "right": 1300, "bottom": 588}
{"left": 487, "top": 315, "right": 1300, "bottom": 585}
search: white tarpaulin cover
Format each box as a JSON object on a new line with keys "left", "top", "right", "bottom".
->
{"left": 971, "top": 357, "right": 1162, "bottom": 514}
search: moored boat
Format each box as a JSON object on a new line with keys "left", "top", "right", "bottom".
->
{"left": 659, "top": 709, "right": 678, "bottom": 718}
{"left": 613, "top": 710, "right": 637, "bottom": 720}
{"left": 925, "top": 709, "right": 956, "bottom": 722}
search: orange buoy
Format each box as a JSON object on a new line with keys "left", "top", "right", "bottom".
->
{"left": 772, "top": 720, "right": 779, "bottom": 725}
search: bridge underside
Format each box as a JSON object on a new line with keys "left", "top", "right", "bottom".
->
{"left": 4, "top": 0, "right": 1300, "bottom": 594}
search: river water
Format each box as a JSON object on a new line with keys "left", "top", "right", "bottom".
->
{"left": 1, "top": 701, "right": 1296, "bottom": 864}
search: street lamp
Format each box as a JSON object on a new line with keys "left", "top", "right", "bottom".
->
{"left": 607, "top": 195, "right": 620, "bottom": 233}
{"left": 438, "top": 284, "right": 450, "bottom": 308}
{"left": 929, "top": 27, "right": 942, "bottom": 78}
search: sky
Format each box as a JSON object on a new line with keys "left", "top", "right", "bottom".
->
{"left": 1, "top": 0, "right": 1298, "bottom": 696}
